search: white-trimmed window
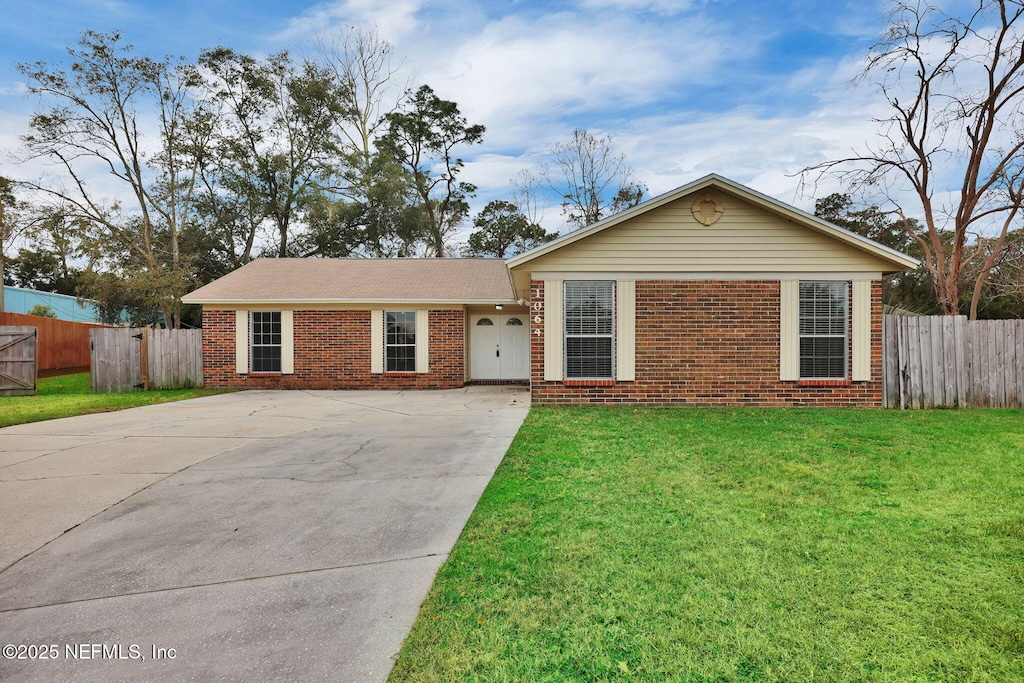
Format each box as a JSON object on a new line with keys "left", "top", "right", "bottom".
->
{"left": 385, "top": 311, "right": 416, "bottom": 372}
{"left": 564, "top": 281, "right": 614, "bottom": 379}
{"left": 251, "top": 311, "right": 282, "bottom": 372}
{"left": 799, "top": 281, "right": 848, "bottom": 379}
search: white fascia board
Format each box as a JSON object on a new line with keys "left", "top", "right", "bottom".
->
{"left": 530, "top": 271, "right": 885, "bottom": 281}
{"left": 181, "top": 297, "right": 519, "bottom": 306}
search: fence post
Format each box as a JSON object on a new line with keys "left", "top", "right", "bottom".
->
{"left": 883, "top": 315, "right": 895, "bottom": 408}
{"left": 140, "top": 329, "right": 149, "bottom": 391}
{"left": 897, "top": 316, "right": 908, "bottom": 409}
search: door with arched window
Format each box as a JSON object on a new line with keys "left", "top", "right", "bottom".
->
{"left": 470, "top": 314, "right": 529, "bottom": 380}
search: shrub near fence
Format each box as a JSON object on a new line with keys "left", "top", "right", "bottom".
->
{"left": 883, "top": 315, "right": 1024, "bottom": 408}
{"left": 0, "top": 311, "right": 100, "bottom": 372}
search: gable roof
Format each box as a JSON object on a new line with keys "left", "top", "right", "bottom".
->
{"left": 182, "top": 258, "right": 516, "bottom": 304}
{"left": 506, "top": 174, "right": 920, "bottom": 272}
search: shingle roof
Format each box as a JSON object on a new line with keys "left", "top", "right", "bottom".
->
{"left": 182, "top": 258, "right": 516, "bottom": 303}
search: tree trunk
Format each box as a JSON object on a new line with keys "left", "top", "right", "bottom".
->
{"left": 0, "top": 202, "right": 5, "bottom": 312}
{"left": 277, "top": 215, "right": 288, "bottom": 257}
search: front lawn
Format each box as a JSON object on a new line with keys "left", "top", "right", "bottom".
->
{"left": 0, "top": 372, "right": 232, "bottom": 428}
{"left": 391, "top": 408, "right": 1024, "bottom": 682}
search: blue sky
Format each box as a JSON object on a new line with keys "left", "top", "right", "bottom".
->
{"left": 0, "top": 0, "right": 904, "bottom": 234}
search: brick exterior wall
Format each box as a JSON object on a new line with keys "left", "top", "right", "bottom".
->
{"left": 202, "top": 309, "right": 464, "bottom": 390}
{"left": 530, "top": 279, "right": 884, "bottom": 407}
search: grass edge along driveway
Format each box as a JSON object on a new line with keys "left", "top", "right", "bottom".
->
{"left": 390, "top": 407, "right": 1024, "bottom": 682}
{"left": 0, "top": 373, "right": 232, "bottom": 428}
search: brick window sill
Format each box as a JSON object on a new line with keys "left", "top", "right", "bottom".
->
{"left": 564, "top": 379, "right": 616, "bottom": 387}
{"left": 797, "top": 378, "right": 850, "bottom": 387}
{"left": 384, "top": 372, "right": 419, "bottom": 376}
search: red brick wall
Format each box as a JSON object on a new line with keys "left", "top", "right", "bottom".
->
{"left": 202, "top": 309, "right": 464, "bottom": 390}
{"left": 530, "top": 279, "right": 884, "bottom": 407}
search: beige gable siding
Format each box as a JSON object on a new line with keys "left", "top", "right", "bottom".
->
{"left": 519, "top": 192, "right": 895, "bottom": 275}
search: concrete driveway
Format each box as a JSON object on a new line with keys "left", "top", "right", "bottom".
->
{"left": 0, "top": 387, "right": 528, "bottom": 682}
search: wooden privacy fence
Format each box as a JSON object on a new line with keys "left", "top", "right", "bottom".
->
{"left": 883, "top": 315, "right": 1024, "bottom": 408}
{"left": 90, "top": 328, "right": 203, "bottom": 393}
{"left": 0, "top": 311, "right": 100, "bottom": 372}
{"left": 0, "top": 326, "right": 38, "bottom": 396}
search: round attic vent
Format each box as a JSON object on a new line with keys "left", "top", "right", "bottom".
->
{"left": 691, "top": 192, "right": 723, "bottom": 226}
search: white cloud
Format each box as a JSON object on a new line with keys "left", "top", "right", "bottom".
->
{"left": 2, "top": 0, "right": 949, "bottom": 242}
{"left": 576, "top": 0, "right": 701, "bottom": 15}
{"left": 272, "top": 0, "right": 425, "bottom": 44}
{"left": 417, "top": 11, "right": 743, "bottom": 151}
{"left": 0, "top": 82, "right": 28, "bottom": 97}
{"left": 69, "top": 0, "right": 133, "bottom": 17}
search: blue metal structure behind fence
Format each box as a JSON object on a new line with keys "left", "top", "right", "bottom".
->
{"left": 2, "top": 286, "right": 101, "bottom": 323}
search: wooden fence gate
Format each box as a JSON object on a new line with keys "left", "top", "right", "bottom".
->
{"left": 0, "top": 326, "right": 38, "bottom": 396}
{"left": 883, "top": 315, "right": 1024, "bottom": 408}
{"left": 90, "top": 328, "right": 203, "bottom": 393}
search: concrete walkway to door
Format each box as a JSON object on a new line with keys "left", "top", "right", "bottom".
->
{"left": 0, "top": 386, "right": 528, "bottom": 682}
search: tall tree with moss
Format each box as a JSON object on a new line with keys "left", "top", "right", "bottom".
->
{"left": 17, "top": 31, "right": 207, "bottom": 327}
{"left": 305, "top": 29, "right": 427, "bottom": 257}
{"left": 465, "top": 200, "right": 556, "bottom": 258}
{"left": 378, "top": 85, "right": 485, "bottom": 256}
{"left": 0, "top": 177, "right": 18, "bottom": 311}
{"left": 198, "top": 47, "right": 344, "bottom": 259}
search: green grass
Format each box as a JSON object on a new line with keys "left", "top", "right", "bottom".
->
{"left": 390, "top": 408, "right": 1024, "bottom": 682}
{"left": 0, "top": 372, "right": 232, "bottom": 428}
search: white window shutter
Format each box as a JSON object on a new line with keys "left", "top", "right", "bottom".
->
{"left": 616, "top": 280, "right": 636, "bottom": 381}
{"left": 235, "top": 310, "right": 249, "bottom": 374}
{"left": 544, "top": 280, "right": 563, "bottom": 381}
{"left": 370, "top": 309, "right": 384, "bottom": 374}
{"left": 851, "top": 281, "right": 871, "bottom": 381}
{"left": 779, "top": 281, "right": 799, "bottom": 381}
{"left": 415, "top": 309, "right": 429, "bottom": 373}
{"left": 281, "top": 310, "right": 294, "bottom": 374}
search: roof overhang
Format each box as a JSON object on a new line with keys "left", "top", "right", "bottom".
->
{"left": 181, "top": 297, "right": 519, "bottom": 306}
{"left": 506, "top": 173, "right": 920, "bottom": 273}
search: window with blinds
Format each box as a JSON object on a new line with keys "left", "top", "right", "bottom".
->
{"left": 564, "top": 281, "right": 614, "bottom": 378}
{"left": 799, "top": 281, "right": 848, "bottom": 379}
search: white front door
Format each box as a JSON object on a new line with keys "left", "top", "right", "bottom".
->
{"left": 471, "top": 314, "right": 529, "bottom": 380}
{"left": 499, "top": 315, "right": 529, "bottom": 379}
{"left": 471, "top": 315, "right": 502, "bottom": 379}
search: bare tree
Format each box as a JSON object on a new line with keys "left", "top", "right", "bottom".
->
{"left": 806, "top": 0, "right": 1024, "bottom": 319}
{"left": 510, "top": 169, "right": 546, "bottom": 227}
{"left": 317, "top": 27, "right": 404, "bottom": 187}
{"left": 543, "top": 129, "right": 646, "bottom": 228}
{"left": 309, "top": 27, "right": 430, "bottom": 257}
